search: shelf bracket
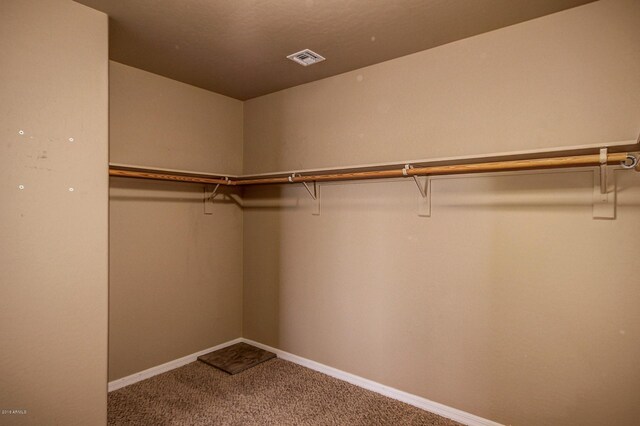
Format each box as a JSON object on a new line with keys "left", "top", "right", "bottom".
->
{"left": 405, "top": 165, "right": 431, "bottom": 217}
{"left": 599, "top": 148, "right": 608, "bottom": 195}
{"left": 204, "top": 178, "right": 229, "bottom": 215}
{"left": 290, "top": 174, "right": 320, "bottom": 215}
{"left": 593, "top": 149, "right": 615, "bottom": 220}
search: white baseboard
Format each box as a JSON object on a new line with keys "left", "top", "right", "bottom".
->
{"left": 242, "top": 338, "right": 502, "bottom": 426}
{"left": 107, "top": 337, "right": 242, "bottom": 392}
{"left": 108, "top": 336, "right": 501, "bottom": 426}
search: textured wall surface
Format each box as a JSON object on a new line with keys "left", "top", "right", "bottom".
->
{"left": 0, "top": 0, "right": 109, "bottom": 424}
{"left": 242, "top": 1, "right": 640, "bottom": 425}
{"left": 108, "top": 63, "right": 244, "bottom": 381}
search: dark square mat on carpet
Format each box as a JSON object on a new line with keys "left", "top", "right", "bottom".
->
{"left": 198, "top": 342, "right": 276, "bottom": 374}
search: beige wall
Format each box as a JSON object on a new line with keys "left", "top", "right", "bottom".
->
{"left": 109, "top": 63, "right": 244, "bottom": 380}
{"left": 244, "top": 0, "right": 640, "bottom": 174}
{"left": 243, "top": 1, "right": 640, "bottom": 425}
{"left": 0, "top": 1, "right": 109, "bottom": 425}
{"left": 110, "top": 61, "right": 243, "bottom": 174}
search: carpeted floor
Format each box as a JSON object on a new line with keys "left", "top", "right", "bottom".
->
{"left": 108, "top": 358, "right": 463, "bottom": 425}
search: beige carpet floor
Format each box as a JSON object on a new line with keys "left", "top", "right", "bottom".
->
{"left": 108, "top": 358, "right": 463, "bottom": 425}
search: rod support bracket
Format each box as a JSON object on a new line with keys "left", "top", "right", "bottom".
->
{"left": 404, "top": 165, "right": 431, "bottom": 217}
{"left": 291, "top": 173, "right": 320, "bottom": 215}
{"left": 599, "top": 148, "right": 608, "bottom": 195}
{"left": 209, "top": 183, "right": 221, "bottom": 199}
{"left": 403, "top": 165, "right": 430, "bottom": 216}
{"left": 405, "top": 165, "right": 429, "bottom": 197}
{"left": 593, "top": 149, "right": 616, "bottom": 219}
{"left": 203, "top": 184, "right": 220, "bottom": 215}
{"left": 302, "top": 181, "right": 318, "bottom": 201}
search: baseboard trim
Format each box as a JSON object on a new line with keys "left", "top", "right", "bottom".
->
{"left": 108, "top": 336, "right": 501, "bottom": 426}
{"left": 242, "top": 338, "right": 502, "bottom": 426}
{"left": 107, "top": 337, "right": 243, "bottom": 392}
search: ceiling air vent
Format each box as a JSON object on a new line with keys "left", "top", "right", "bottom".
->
{"left": 287, "top": 49, "right": 325, "bottom": 66}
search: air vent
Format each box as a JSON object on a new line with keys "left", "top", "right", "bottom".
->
{"left": 287, "top": 49, "right": 326, "bottom": 66}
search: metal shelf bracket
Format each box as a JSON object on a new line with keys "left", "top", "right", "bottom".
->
{"left": 290, "top": 173, "right": 320, "bottom": 215}
{"left": 204, "top": 178, "right": 229, "bottom": 215}
{"left": 593, "top": 148, "right": 615, "bottom": 220}
{"left": 405, "top": 165, "right": 431, "bottom": 217}
{"left": 591, "top": 149, "right": 638, "bottom": 219}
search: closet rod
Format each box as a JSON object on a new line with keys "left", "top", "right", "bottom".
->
{"left": 108, "top": 169, "right": 230, "bottom": 185}
{"left": 109, "top": 152, "right": 635, "bottom": 186}
{"left": 234, "top": 153, "right": 632, "bottom": 185}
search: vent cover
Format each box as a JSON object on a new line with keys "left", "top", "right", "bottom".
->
{"left": 287, "top": 49, "right": 326, "bottom": 66}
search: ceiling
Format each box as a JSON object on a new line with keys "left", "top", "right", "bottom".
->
{"left": 75, "top": 0, "right": 594, "bottom": 100}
